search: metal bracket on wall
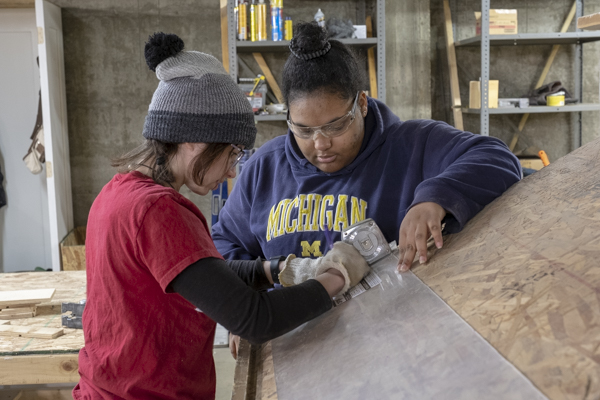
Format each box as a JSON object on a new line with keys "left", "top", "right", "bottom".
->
{"left": 480, "top": 0, "right": 490, "bottom": 136}
{"left": 376, "top": 0, "right": 386, "bottom": 102}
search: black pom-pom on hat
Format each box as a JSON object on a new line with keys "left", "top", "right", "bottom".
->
{"left": 144, "top": 32, "right": 185, "bottom": 71}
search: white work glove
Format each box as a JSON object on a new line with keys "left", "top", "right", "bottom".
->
{"left": 278, "top": 242, "right": 371, "bottom": 296}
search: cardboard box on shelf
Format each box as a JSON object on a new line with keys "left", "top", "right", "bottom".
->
{"left": 519, "top": 157, "right": 544, "bottom": 171}
{"left": 475, "top": 9, "right": 518, "bottom": 35}
{"left": 577, "top": 12, "right": 600, "bottom": 30}
{"left": 469, "top": 80, "right": 499, "bottom": 109}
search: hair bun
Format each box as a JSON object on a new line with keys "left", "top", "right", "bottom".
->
{"left": 289, "top": 22, "right": 331, "bottom": 61}
{"left": 145, "top": 32, "right": 185, "bottom": 71}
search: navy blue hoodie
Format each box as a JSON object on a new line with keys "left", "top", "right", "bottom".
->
{"left": 212, "top": 98, "right": 521, "bottom": 260}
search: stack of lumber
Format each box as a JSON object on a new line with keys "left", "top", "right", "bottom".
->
{"left": 0, "top": 288, "right": 64, "bottom": 339}
{"left": 0, "top": 288, "right": 55, "bottom": 319}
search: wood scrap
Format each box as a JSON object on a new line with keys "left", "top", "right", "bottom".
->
{"left": 443, "top": 0, "right": 464, "bottom": 130}
{"left": 0, "top": 320, "right": 10, "bottom": 325}
{"left": 1, "top": 303, "right": 40, "bottom": 310}
{"left": 0, "top": 312, "right": 34, "bottom": 320}
{"left": 0, "top": 306, "right": 36, "bottom": 315}
{"left": 366, "top": 16, "right": 378, "bottom": 99}
{"left": 252, "top": 53, "right": 283, "bottom": 103}
{"left": 0, "top": 288, "right": 55, "bottom": 307}
{"left": 0, "top": 325, "right": 64, "bottom": 339}
{"left": 220, "top": 0, "right": 230, "bottom": 73}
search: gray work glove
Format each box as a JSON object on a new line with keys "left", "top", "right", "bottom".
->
{"left": 279, "top": 242, "right": 371, "bottom": 296}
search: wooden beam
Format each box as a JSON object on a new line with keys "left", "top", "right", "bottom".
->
{"left": 365, "top": 16, "right": 378, "bottom": 99}
{"left": 443, "top": 0, "right": 464, "bottom": 130}
{"left": 0, "top": 325, "right": 64, "bottom": 339}
{"left": 0, "top": 354, "right": 79, "bottom": 385}
{"left": 509, "top": 1, "right": 576, "bottom": 151}
{"left": 252, "top": 53, "right": 283, "bottom": 103}
{"left": 220, "top": 0, "right": 229, "bottom": 73}
{"left": 0, "top": 0, "right": 34, "bottom": 7}
{"left": 0, "top": 289, "right": 55, "bottom": 307}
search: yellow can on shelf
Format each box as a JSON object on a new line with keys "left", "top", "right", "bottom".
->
{"left": 547, "top": 93, "right": 565, "bottom": 107}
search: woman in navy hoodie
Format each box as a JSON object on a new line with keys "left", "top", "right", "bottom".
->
{"left": 212, "top": 22, "right": 521, "bottom": 273}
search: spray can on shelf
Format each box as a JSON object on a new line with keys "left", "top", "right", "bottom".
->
{"left": 270, "top": 0, "right": 280, "bottom": 41}
{"left": 250, "top": 0, "right": 257, "bottom": 41}
{"left": 257, "top": 0, "right": 267, "bottom": 41}
{"left": 234, "top": 1, "right": 239, "bottom": 38}
{"left": 238, "top": 0, "right": 248, "bottom": 41}
{"left": 284, "top": 17, "right": 293, "bottom": 41}
{"left": 278, "top": 0, "right": 284, "bottom": 40}
{"left": 314, "top": 8, "right": 325, "bottom": 28}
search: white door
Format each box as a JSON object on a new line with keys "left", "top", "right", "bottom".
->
{"left": 36, "top": 0, "right": 73, "bottom": 271}
{"left": 0, "top": 9, "right": 52, "bottom": 272}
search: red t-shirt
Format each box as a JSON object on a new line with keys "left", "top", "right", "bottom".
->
{"left": 73, "top": 172, "right": 223, "bottom": 400}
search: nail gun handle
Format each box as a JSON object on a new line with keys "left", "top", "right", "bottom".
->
{"left": 249, "top": 75, "right": 266, "bottom": 96}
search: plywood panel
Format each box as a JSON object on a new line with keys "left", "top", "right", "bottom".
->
{"left": 238, "top": 138, "right": 600, "bottom": 400}
{"left": 0, "top": 271, "right": 84, "bottom": 354}
{"left": 0, "top": 354, "right": 78, "bottom": 385}
{"left": 0, "top": 289, "right": 55, "bottom": 307}
{"left": 413, "top": 137, "right": 600, "bottom": 399}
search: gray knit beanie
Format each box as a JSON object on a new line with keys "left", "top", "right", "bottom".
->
{"left": 142, "top": 33, "right": 256, "bottom": 148}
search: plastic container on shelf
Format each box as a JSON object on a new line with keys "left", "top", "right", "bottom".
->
{"left": 250, "top": 0, "right": 257, "bottom": 41}
{"left": 284, "top": 17, "right": 293, "bottom": 40}
{"left": 238, "top": 0, "right": 248, "bottom": 40}
{"left": 270, "top": 0, "right": 281, "bottom": 41}
{"left": 257, "top": 0, "right": 267, "bottom": 41}
{"left": 314, "top": 8, "right": 325, "bottom": 28}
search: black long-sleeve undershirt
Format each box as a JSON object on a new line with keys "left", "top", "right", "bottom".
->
{"left": 170, "top": 257, "right": 332, "bottom": 344}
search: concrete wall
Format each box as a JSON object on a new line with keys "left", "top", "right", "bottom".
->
{"left": 58, "top": 1, "right": 223, "bottom": 227}
{"left": 0, "top": 8, "right": 52, "bottom": 272}
{"left": 46, "top": 0, "right": 430, "bottom": 228}
{"left": 430, "top": 0, "right": 600, "bottom": 161}
{"left": 386, "top": 0, "right": 431, "bottom": 120}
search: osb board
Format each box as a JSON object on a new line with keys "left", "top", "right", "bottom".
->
{"left": 233, "top": 340, "right": 277, "bottom": 400}
{"left": 0, "top": 0, "right": 34, "bottom": 7}
{"left": 60, "top": 226, "right": 86, "bottom": 271}
{"left": 0, "top": 272, "right": 85, "bottom": 354}
{"left": 412, "top": 138, "right": 600, "bottom": 399}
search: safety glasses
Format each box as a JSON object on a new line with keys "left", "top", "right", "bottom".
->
{"left": 229, "top": 144, "right": 244, "bottom": 171}
{"left": 287, "top": 92, "right": 360, "bottom": 140}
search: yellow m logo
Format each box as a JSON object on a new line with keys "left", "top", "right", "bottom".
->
{"left": 300, "top": 241, "right": 322, "bottom": 257}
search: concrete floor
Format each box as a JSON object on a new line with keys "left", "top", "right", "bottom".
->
{"left": 215, "top": 347, "right": 237, "bottom": 400}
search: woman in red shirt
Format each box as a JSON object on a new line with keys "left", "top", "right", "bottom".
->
{"left": 73, "top": 33, "right": 370, "bottom": 400}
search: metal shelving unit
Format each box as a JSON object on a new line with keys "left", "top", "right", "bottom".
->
{"left": 227, "top": 0, "right": 386, "bottom": 109}
{"left": 456, "top": 31, "right": 600, "bottom": 46}
{"left": 463, "top": 103, "right": 600, "bottom": 114}
{"left": 237, "top": 37, "right": 379, "bottom": 52}
{"left": 255, "top": 114, "right": 286, "bottom": 121}
{"left": 457, "top": 0, "right": 600, "bottom": 149}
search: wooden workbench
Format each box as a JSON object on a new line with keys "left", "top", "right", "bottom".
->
{"left": 0, "top": 270, "right": 85, "bottom": 385}
{"left": 234, "top": 138, "right": 600, "bottom": 400}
